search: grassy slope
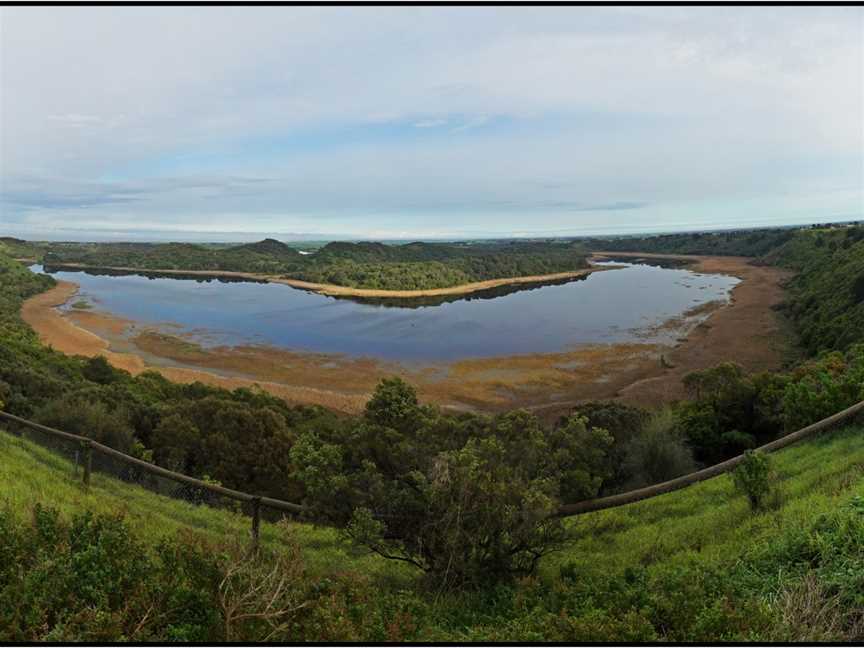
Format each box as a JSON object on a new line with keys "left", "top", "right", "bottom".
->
{"left": 4, "top": 418, "right": 864, "bottom": 589}
{"left": 0, "top": 429, "right": 414, "bottom": 586}
{"left": 546, "top": 421, "right": 864, "bottom": 580}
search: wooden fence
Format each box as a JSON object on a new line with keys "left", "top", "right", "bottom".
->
{"left": 0, "top": 410, "right": 302, "bottom": 549}
{"left": 555, "top": 398, "right": 864, "bottom": 516}
{"left": 3, "top": 398, "right": 864, "bottom": 546}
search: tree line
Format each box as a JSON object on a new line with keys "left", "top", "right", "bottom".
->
{"left": 38, "top": 238, "right": 590, "bottom": 291}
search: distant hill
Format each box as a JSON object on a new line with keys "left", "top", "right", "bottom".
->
{"left": 21, "top": 237, "right": 588, "bottom": 290}
{"left": 230, "top": 238, "right": 302, "bottom": 258}
{"left": 0, "top": 236, "right": 27, "bottom": 245}
{"left": 0, "top": 236, "right": 48, "bottom": 259}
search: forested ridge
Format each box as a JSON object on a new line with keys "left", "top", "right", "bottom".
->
{"left": 580, "top": 227, "right": 799, "bottom": 257}
{"left": 2, "top": 226, "right": 864, "bottom": 641}
{"left": 38, "top": 238, "right": 590, "bottom": 290}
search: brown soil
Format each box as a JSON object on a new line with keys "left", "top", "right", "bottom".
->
{"left": 20, "top": 282, "right": 367, "bottom": 413}
{"left": 47, "top": 263, "right": 614, "bottom": 299}
{"left": 20, "top": 253, "right": 793, "bottom": 419}
{"left": 21, "top": 282, "right": 146, "bottom": 375}
{"left": 588, "top": 252, "right": 794, "bottom": 410}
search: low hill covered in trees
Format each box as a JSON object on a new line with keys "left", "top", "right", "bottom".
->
{"left": 38, "top": 239, "right": 590, "bottom": 291}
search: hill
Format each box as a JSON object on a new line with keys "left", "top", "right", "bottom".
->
{"left": 0, "top": 236, "right": 48, "bottom": 260}
{"left": 35, "top": 238, "right": 590, "bottom": 291}
{"left": 229, "top": 237, "right": 303, "bottom": 258}
{"left": 765, "top": 226, "right": 864, "bottom": 353}
{"left": 3, "top": 418, "right": 864, "bottom": 641}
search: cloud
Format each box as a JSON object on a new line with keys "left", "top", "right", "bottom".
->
{"left": 0, "top": 6, "right": 861, "bottom": 240}
{"left": 46, "top": 113, "right": 103, "bottom": 127}
{"left": 3, "top": 191, "right": 140, "bottom": 209}
{"left": 573, "top": 201, "right": 649, "bottom": 212}
{"left": 451, "top": 115, "right": 490, "bottom": 133}
{"left": 413, "top": 119, "right": 448, "bottom": 128}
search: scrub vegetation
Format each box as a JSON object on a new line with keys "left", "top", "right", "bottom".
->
{"left": 2, "top": 223, "right": 864, "bottom": 640}
{"left": 39, "top": 238, "right": 590, "bottom": 291}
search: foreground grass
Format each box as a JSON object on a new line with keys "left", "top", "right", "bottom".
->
{"left": 0, "top": 429, "right": 413, "bottom": 585}
{"left": 4, "top": 423, "right": 864, "bottom": 583}
{"left": 3, "top": 422, "right": 864, "bottom": 640}
{"left": 554, "top": 422, "right": 864, "bottom": 580}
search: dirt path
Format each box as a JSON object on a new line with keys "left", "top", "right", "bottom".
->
{"left": 46, "top": 263, "right": 613, "bottom": 298}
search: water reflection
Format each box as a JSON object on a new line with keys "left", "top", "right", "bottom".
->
{"left": 33, "top": 262, "right": 739, "bottom": 361}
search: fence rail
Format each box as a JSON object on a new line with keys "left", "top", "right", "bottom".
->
{"left": 3, "top": 398, "right": 864, "bottom": 544}
{"left": 0, "top": 410, "right": 303, "bottom": 548}
{"left": 555, "top": 398, "right": 864, "bottom": 516}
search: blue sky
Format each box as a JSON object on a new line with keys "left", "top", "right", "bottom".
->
{"left": 1, "top": 6, "right": 862, "bottom": 241}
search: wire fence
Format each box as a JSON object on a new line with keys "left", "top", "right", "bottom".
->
{"left": 3, "top": 398, "right": 864, "bottom": 548}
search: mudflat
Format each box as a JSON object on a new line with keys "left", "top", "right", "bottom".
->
{"left": 20, "top": 254, "right": 793, "bottom": 417}
{"left": 590, "top": 252, "right": 795, "bottom": 409}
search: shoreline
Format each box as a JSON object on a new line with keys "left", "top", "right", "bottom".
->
{"left": 20, "top": 254, "right": 793, "bottom": 418}
{"left": 40, "top": 262, "right": 614, "bottom": 298}
{"left": 20, "top": 281, "right": 370, "bottom": 414}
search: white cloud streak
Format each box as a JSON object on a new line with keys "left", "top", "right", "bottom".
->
{"left": 1, "top": 6, "right": 861, "bottom": 240}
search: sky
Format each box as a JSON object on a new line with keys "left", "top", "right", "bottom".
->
{"left": 1, "top": 6, "right": 862, "bottom": 242}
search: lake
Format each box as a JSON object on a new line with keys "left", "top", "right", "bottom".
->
{"left": 32, "top": 262, "right": 739, "bottom": 361}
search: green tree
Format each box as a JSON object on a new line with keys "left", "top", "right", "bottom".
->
{"left": 621, "top": 408, "right": 696, "bottom": 488}
{"left": 291, "top": 380, "right": 612, "bottom": 587}
{"left": 82, "top": 355, "right": 124, "bottom": 385}
{"left": 567, "top": 401, "right": 649, "bottom": 493}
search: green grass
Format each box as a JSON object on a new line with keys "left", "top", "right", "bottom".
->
{"left": 553, "top": 422, "right": 864, "bottom": 580}
{"left": 0, "top": 428, "right": 414, "bottom": 585}
{"left": 4, "top": 422, "right": 864, "bottom": 641}
{"left": 4, "top": 420, "right": 863, "bottom": 589}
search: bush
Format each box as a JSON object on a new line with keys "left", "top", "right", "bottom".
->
{"left": 292, "top": 378, "right": 613, "bottom": 587}
{"left": 621, "top": 408, "right": 696, "bottom": 489}
{"left": 567, "top": 401, "right": 649, "bottom": 493}
{"left": 781, "top": 346, "right": 864, "bottom": 431}
{"left": 34, "top": 394, "right": 135, "bottom": 452}
{"left": 732, "top": 451, "right": 775, "bottom": 511}
{"left": 0, "top": 504, "right": 388, "bottom": 642}
{"left": 82, "top": 355, "right": 126, "bottom": 385}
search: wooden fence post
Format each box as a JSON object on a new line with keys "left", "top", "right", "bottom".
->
{"left": 250, "top": 497, "right": 262, "bottom": 552}
{"left": 81, "top": 439, "right": 92, "bottom": 489}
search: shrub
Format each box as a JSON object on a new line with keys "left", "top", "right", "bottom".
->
{"left": 732, "top": 451, "right": 775, "bottom": 511}
{"left": 621, "top": 408, "right": 696, "bottom": 489}
{"left": 292, "top": 378, "right": 613, "bottom": 587}
{"left": 34, "top": 394, "right": 135, "bottom": 452}
{"left": 567, "top": 401, "right": 649, "bottom": 493}
{"left": 81, "top": 355, "right": 126, "bottom": 385}
{"left": 0, "top": 504, "right": 393, "bottom": 642}
{"left": 781, "top": 346, "right": 864, "bottom": 431}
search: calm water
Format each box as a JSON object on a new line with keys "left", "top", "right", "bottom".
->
{"left": 33, "top": 263, "right": 739, "bottom": 361}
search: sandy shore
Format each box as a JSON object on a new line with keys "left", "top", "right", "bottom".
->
{"left": 45, "top": 262, "right": 613, "bottom": 298}
{"left": 20, "top": 281, "right": 368, "bottom": 413}
{"left": 20, "top": 254, "right": 793, "bottom": 418}
{"left": 586, "top": 252, "right": 795, "bottom": 409}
